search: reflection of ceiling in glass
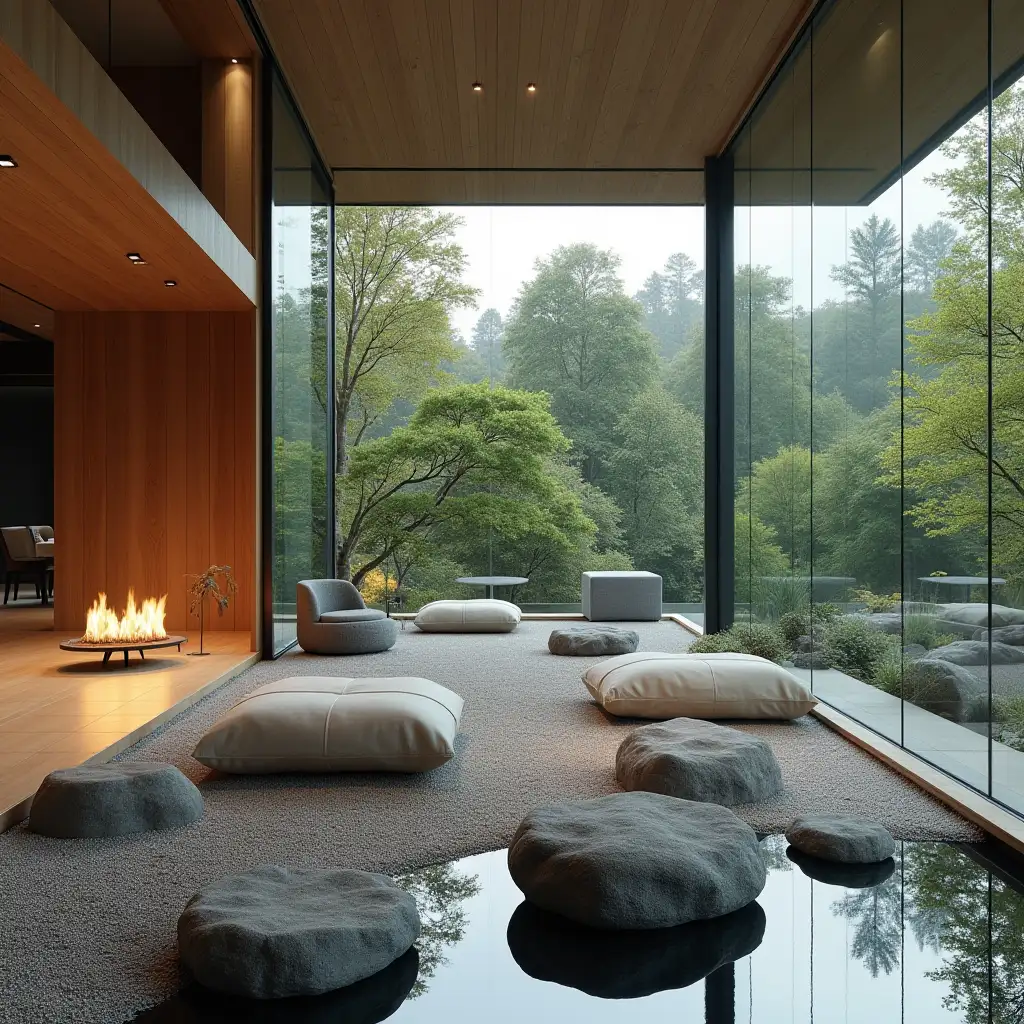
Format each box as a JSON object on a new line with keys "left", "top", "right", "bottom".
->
{"left": 732, "top": 0, "right": 1024, "bottom": 206}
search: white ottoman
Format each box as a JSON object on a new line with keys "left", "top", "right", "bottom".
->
{"left": 582, "top": 571, "right": 662, "bottom": 621}
{"left": 414, "top": 599, "right": 521, "bottom": 633}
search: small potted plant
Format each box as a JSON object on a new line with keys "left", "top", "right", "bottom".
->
{"left": 186, "top": 565, "right": 238, "bottom": 655}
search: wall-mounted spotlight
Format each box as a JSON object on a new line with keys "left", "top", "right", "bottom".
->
{"left": 526, "top": 83, "right": 537, "bottom": 94}
{"left": 471, "top": 82, "right": 483, "bottom": 93}
{"left": 230, "top": 58, "right": 239, "bottom": 64}
{"left": 0, "top": 155, "right": 18, "bottom": 167}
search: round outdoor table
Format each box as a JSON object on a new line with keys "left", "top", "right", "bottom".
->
{"left": 919, "top": 575, "right": 1005, "bottom": 602}
{"left": 455, "top": 576, "right": 529, "bottom": 600}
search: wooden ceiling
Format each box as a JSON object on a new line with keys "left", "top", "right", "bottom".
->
{"left": 253, "top": 0, "right": 814, "bottom": 196}
{"left": 0, "top": 3, "right": 254, "bottom": 312}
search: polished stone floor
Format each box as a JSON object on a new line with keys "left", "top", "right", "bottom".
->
{"left": 132, "top": 835, "right": 1024, "bottom": 1024}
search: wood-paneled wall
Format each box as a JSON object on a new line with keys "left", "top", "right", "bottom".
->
{"left": 53, "top": 312, "right": 256, "bottom": 638}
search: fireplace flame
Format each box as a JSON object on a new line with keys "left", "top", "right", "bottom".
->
{"left": 82, "top": 591, "right": 168, "bottom": 643}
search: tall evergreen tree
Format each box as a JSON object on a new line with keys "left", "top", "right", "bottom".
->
{"left": 905, "top": 219, "right": 957, "bottom": 293}
{"left": 470, "top": 307, "right": 505, "bottom": 382}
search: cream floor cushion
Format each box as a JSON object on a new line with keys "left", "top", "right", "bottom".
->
{"left": 193, "top": 676, "right": 464, "bottom": 773}
{"left": 414, "top": 599, "right": 521, "bottom": 633}
{"left": 583, "top": 652, "right": 816, "bottom": 720}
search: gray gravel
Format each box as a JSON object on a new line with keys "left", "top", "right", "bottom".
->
{"left": 0, "top": 620, "right": 981, "bottom": 1023}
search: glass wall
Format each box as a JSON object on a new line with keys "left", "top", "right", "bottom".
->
{"left": 331, "top": 204, "right": 705, "bottom": 620}
{"left": 267, "top": 74, "right": 332, "bottom": 653}
{"left": 729, "top": 0, "right": 1024, "bottom": 811}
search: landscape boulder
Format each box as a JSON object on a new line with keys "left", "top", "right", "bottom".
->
{"left": 547, "top": 626, "right": 639, "bottom": 657}
{"left": 929, "top": 640, "right": 1024, "bottom": 667}
{"left": 28, "top": 763, "right": 203, "bottom": 838}
{"left": 902, "top": 658, "right": 986, "bottom": 721}
{"left": 974, "top": 625, "right": 1024, "bottom": 646}
{"left": 792, "top": 650, "right": 831, "bottom": 669}
{"left": 616, "top": 718, "right": 783, "bottom": 806}
{"left": 507, "top": 791, "right": 767, "bottom": 929}
{"left": 785, "top": 814, "right": 895, "bottom": 864}
{"left": 787, "top": 848, "right": 896, "bottom": 888}
{"left": 178, "top": 866, "right": 420, "bottom": 998}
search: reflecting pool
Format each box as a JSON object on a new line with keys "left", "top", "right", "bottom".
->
{"left": 135, "top": 838, "right": 1024, "bottom": 1024}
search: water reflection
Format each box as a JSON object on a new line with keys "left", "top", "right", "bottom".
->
{"left": 130, "top": 839, "right": 1024, "bottom": 1024}
{"left": 507, "top": 899, "right": 765, "bottom": 998}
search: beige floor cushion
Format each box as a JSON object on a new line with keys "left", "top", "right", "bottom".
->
{"left": 582, "top": 652, "right": 816, "bottom": 720}
{"left": 193, "top": 676, "right": 464, "bottom": 773}
{"left": 414, "top": 599, "right": 521, "bottom": 633}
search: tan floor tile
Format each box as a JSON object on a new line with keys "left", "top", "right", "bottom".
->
{"left": 0, "top": 711, "right": 110, "bottom": 733}
{"left": 38, "top": 732, "right": 135, "bottom": 755}
{"left": 0, "top": 731, "right": 76, "bottom": 754}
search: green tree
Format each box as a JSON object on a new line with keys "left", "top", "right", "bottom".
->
{"left": 503, "top": 243, "right": 657, "bottom": 482}
{"left": 331, "top": 207, "right": 478, "bottom": 574}
{"left": 471, "top": 307, "right": 505, "bottom": 382}
{"left": 739, "top": 445, "right": 812, "bottom": 570}
{"left": 735, "top": 511, "right": 789, "bottom": 605}
{"left": 339, "top": 383, "right": 584, "bottom": 588}
{"left": 906, "top": 219, "right": 958, "bottom": 294}
{"left": 606, "top": 387, "right": 703, "bottom": 597}
{"left": 636, "top": 252, "right": 703, "bottom": 359}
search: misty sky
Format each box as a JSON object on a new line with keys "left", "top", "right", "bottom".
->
{"left": 444, "top": 142, "right": 957, "bottom": 343}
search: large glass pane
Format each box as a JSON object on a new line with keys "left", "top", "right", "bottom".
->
{"left": 333, "top": 204, "right": 705, "bottom": 620}
{"left": 269, "top": 77, "right": 331, "bottom": 653}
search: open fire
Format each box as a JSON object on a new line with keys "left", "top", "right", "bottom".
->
{"left": 82, "top": 591, "right": 168, "bottom": 644}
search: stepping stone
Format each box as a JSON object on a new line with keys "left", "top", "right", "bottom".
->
{"left": 506, "top": 899, "right": 765, "bottom": 998}
{"left": 28, "top": 763, "right": 203, "bottom": 838}
{"left": 508, "top": 791, "right": 767, "bottom": 929}
{"left": 616, "top": 718, "right": 783, "bottom": 806}
{"left": 785, "top": 814, "right": 895, "bottom": 864}
{"left": 547, "top": 626, "right": 639, "bottom": 657}
{"left": 786, "top": 847, "right": 896, "bottom": 889}
{"left": 177, "top": 866, "right": 420, "bottom": 999}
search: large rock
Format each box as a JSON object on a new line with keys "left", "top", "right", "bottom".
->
{"left": 786, "top": 848, "right": 896, "bottom": 889}
{"left": 939, "top": 602, "right": 1024, "bottom": 628}
{"left": 929, "top": 640, "right": 1024, "bottom": 666}
{"left": 902, "top": 658, "right": 986, "bottom": 722}
{"left": 506, "top": 899, "right": 765, "bottom": 999}
{"left": 133, "top": 948, "right": 420, "bottom": 1024}
{"left": 974, "top": 624, "right": 1024, "bottom": 646}
{"left": 28, "top": 763, "right": 203, "bottom": 838}
{"left": 507, "top": 791, "right": 767, "bottom": 929}
{"left": 178, "top": 866, "right": 420, "bottom": 998}
{"left": 616, "top": 718, "right": 783, "bottom": 806}
{"left": 547, "top": 626, "right": 639, "bottom": 657}
{"left": 785, "top": 814, "right": 895, "bottom": 864}
{"left": 852, "top": 612, "right": 904, "bottom": 635}
{"left": 792, "top": 650, "right": 831, "bottom": 669}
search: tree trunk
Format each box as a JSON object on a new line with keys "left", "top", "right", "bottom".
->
{"left": 336, "top": 388, "right": 351, "bottom": 580}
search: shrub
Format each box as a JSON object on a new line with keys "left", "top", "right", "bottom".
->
{"left": 994, "top": 697, "right": 1024, "bottom": 752}
{"left": 902, "top": 614, "right": 957, "bottom": 650}
{"left": 778, "top": 611, "right": 809, "bottom": 650}
{"left": 813, "top": 602, "right": 842, "bottom": 623}
{"left": 821, "top": 616, "right": 898, "bottom": 681}
{"left": 871, "top": 652, "right": 904, "bottom": 695}
{"left": 689, "top": 623, "right": 787, "bottom": 663}
{"left": 852, "top": 588, "right": 902, "bottom": 613}
{"left": 751, "top": 576, "right": 811, "bottom": 622}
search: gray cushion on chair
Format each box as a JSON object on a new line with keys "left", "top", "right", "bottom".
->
{"left": 320, "top": 608, "right": 387, "bottom": 624}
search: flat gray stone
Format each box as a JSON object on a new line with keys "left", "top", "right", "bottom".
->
{"left": 930, "top": 640, "right": 1024, "bottom": 666}
{"left": 507, "top": 791, "right": 767, "bottom": 929}
{"left": 507, "top": 898, "right": 765, "bottom": 998}
{"left": 786, "top": 814, "right": 895, "bottom": 864}
{"left": 547, "top": 626, "right": 639, "bottom": 656}
{"left": 178, "top": 866, "right": 420, "bottom": 998}
{"left": 28, "top": 763, "right": 203, "bottom": 838}
{"left": 902, "top": 658, "right": 987, "bottom": 721}
{"left": 852, "top": 612, "right": 904, "bottom": 635}
{"left": 903, "top": 643, "right": 928, "bottom": 659}
{"left": 616, "top": 718, "right": 783, "bottom": 806}
{"left": 975, "top": 624, "right": 1024, "bottom": 646}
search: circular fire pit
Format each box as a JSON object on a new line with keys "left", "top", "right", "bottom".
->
{"left": 60, "top": 636, "right": 188, "bottom": 667}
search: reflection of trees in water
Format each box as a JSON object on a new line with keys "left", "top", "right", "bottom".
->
{"left": 905, "top": 844, "right": 1024, "bottom": 1024}
{"left": 760, "top": 834, "right": 793, "bottom": 873}
{"left": 830, "top": 848, "right": 947, "bottom": 979}
{"left": 395, "top": 862, "right": 482, "bottom": 998}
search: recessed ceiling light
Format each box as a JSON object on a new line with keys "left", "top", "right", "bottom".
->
{"left": 471, "top": 82, "right": 483, "bottom": 93}
{"left": 164, "top": 280, "right": 177, "bottom": 287}
{"left": 230, "top": 58, "right": 239, "bottom": 64}
{"left": 0, "top": 155, "right": 17, "bottom": 168}
{"left": 526, "top": 82, "right": 537, "bottom": 93}
{"left": 33, "top": 323, "right": 41, "bottom": 328}
{"left": 126, "top": 252, "right": 146, "bottom": 264}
